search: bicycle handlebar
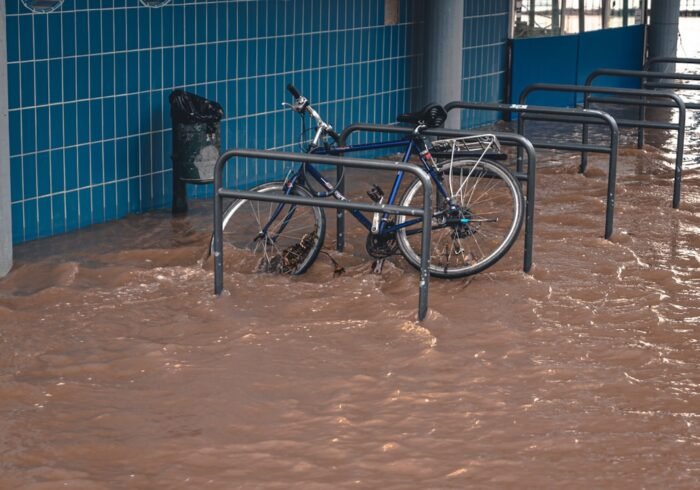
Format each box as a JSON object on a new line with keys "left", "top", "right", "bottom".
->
{"left": 287, "top": 83, "right": 301, "bottom": 99}
{"left": 285, "top": 83, "right": 338, "bottom": 144}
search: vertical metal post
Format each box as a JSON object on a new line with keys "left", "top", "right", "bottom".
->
{"left": 522, "top": 140, "right": 537, "bottom": 273}
{"left": 579, "top": 0, "right": 585, "bottom": 32}
{"left": 581, "top": 91, "right": 590, "bottom": 173}
{"left": 418, "top": 176, "right": 432, "bottom": 321}
{"left": 172, "top": 166, "right": 188, "bottom": 214}
{"left": 622, "top": 0, "right": 629, "bottom": 27}
{"left": 516, "top": 115, "right": 525, "bottom": 173}
{"left": 605, "top": 124, "right": 619, "bottom": 239}
{"left": 602, "top": 0, "right": 610, "bottom": 28}
{"left": 0, "top": 1, "right": 12, "bottom": 277}
{"left": 213, "top": 157, "right": 224, "bottom": 295}
{"left": 552, "top": 0, "right": 561, "bottom": 34}
{"left": 336, "top": 165, "right": 345, "bottom": 251}
{"left": 673, "top": 104, "right": 686, "bottom": 209}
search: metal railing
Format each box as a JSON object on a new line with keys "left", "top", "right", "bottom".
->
{"left": 520, "top": 83, "right": 687, "bottom": 209}
{"left": 444, "top": 101, "right": 619, "bottom": 240}
{"left": 213, "top": 149, "right": 434, "bottom": 321}
{"left": 337, "top": 125, "right": 539, "bottom": 273}
{"left": 586, "top": 65, "right": 700, "bottom": 175}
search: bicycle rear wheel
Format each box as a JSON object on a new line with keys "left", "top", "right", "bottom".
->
{"left": 396, "top": 159, "right": 523, "bottom": 278}
{"left": 214, "top": 182, "right": 325, "bottom": 274}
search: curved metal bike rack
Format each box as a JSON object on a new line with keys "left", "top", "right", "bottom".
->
{"left": 337, "top": 124, "right": 539, "bottom": 273}
{"left": 444, "top": 101, "right": 619, "bottom": 240}
{"left": 213, "top": 149, "right": 434, "bottom": 321}
{"left": 585, "top": 66, "right": 700, "bottom": 184}
{"left": 520, "top": 83, "right": 687, "bottom": 209}
{"left": 644, "top": 57, "right": 700, "bottom": 75}
{"left": 586, "top": 67, "right": 700, "bottom": 107}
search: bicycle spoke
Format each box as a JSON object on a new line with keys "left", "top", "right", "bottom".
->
{"left": 397, "top": 159, "right": 523, "bottom": 278}
{"left": 217, "top": 183, "right": 325, "bottom": 275}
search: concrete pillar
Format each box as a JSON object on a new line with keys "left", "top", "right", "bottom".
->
{"left": 420, "top": 0, "right": 464, "bottom": 129}
{"left": 648, "top": 0, "right": 681, "bottom": 72}
{"left": 0, "top": 2, "right": 12, "bottom": 278}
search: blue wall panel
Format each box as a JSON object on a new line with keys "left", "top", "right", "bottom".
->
{"left": 8, "top": 0, "right": 515, "bottom": 244}
{"left": 577, "top": 25, "right": 644, "bottom": 87}
{"left": 512, "top": 25, "right": 644, "bottom": 106}
{"left": 511, "top": 34, "right": 579, "bottom": 107}
{"left": 7, "top": 0, "right": 420, "bottom": 244}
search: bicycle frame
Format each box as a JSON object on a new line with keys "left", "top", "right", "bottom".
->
{"left": 293, "top": 135, "right": 450, "bottom": 237}
{"left": 263, "top": 84, "right": 497, "bottom": 249}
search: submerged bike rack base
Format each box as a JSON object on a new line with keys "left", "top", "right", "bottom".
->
{"left": 337, "top": 125, "right": 538, "bottom": 273}
{"left": 213, "top": 149, "right": 434, "bottom": 321}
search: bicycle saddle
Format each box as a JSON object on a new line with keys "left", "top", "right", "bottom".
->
{"left": 396, "top": 103, "right": 447, "bottom": 128}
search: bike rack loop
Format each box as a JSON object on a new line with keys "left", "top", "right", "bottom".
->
{"left": 644, "top": 57, "right": 700, "bottom": 74}
{"left": 444, "top": 101, "right": 617, "bottom": 173}
{"left": 213, "top": 149, "right": 434, "bottom": 321}
{"left": 337, "top": 124, "right": 539, "bottom": 273}
{"left": 586, "top": 68, "right": 700, "bottom": 106}
{"left": 520, "top": 84, "right": 687, "bottom": 209}
{"left": 443, "top": 101, "right": 619, "bottom": 241}
{"left": 585, "top": 67, "right": 699, "bottom": 162}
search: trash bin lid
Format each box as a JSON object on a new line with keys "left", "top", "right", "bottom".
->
{"left": 169, "top": 90, "right": 224, "bottom": 124}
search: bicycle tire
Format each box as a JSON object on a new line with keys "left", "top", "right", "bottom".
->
{"left": 213, "top": 182, "right": 326, "bottom": 275}
{"left": 396, "top": 159, "right": 523, "bottom": 278}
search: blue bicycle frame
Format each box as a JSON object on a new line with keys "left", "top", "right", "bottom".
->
{"left": 291, "top": 135, "right": 451, "bottom": 237}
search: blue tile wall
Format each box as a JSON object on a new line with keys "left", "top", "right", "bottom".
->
{"left": 461, "top": 0, "right": 511, "bottom": 128}
{"left": 7, "top": 0, "right": 508, "bottom": 244}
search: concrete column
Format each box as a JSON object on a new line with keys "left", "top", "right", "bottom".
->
{"left": 0, "top": 2, "right": 12, "bottom": 278}
{"left": 648, "top": 0, "right": 681, "bottom": 72}
{"left": 420, "top": 0, "right": 464, "bottom": 129}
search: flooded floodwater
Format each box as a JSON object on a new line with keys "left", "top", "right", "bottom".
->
{"left": 2, "top": 28, "right": 700, "bottom": 490}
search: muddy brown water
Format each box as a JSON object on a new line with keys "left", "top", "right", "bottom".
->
{"left": 2, "top": 36, "right": 700, "bottom": 490}
{"left": 2, "top": 139, "right": 698, "bottom": 489}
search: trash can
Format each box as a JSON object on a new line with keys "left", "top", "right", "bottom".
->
{"left": 169, "top": 89, "right": 224, "bottom": 183}
{"left": 169, "top": 90, "right": 224, "bottom": 213}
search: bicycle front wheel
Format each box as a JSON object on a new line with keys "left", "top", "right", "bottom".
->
{"left": 214, "top": 182, "right": 325, "bottom": 275}
{"left": 396, "top": 159, "right": 523, "bottom": 278}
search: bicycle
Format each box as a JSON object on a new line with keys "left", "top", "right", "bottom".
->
{"left": 215, "top": 84, "right": 524, "bottom": 278}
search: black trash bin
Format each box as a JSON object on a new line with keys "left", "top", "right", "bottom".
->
{"left": 169, "top": 90, "right": 224, "bottom": 213}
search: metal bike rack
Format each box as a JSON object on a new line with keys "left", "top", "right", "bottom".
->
{"left": 586, "top": 67, "right": 700, "bottom": 107}
{"left": 585, "top": 66, "right": 700, "bottom": 168}
{"left": 213, "top": 149, "right": 434, "bottom": 321}
{"left": 337, "top": 124, "right": 539, "bottom": 273}
{"left": 644, "top": 56, "right": 700, "bottom": 74}
{"left": 444, "top": 101, "right": 619, "bottom": 240}
{"left": 520, "top": 83, "right": 687, "bottom": 208}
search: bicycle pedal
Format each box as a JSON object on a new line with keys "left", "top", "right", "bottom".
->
{"left": 371, "top": 259, "right": 385, "bottom": 275}
{"left": 367, "top": 185, "right": 384, "bottom": 203}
